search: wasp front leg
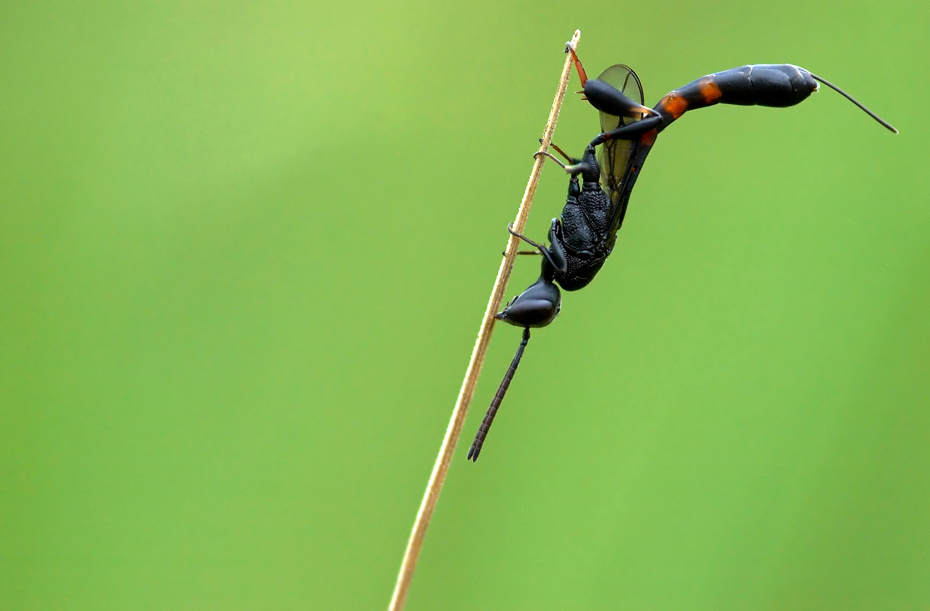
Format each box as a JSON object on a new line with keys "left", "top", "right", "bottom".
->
{"left": 506, "top": 223, "right": 563, "bottom": 273}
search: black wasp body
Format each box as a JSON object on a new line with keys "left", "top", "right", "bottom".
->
{"left": 528, "top": 149, "right": 614, "bottom": 292}
{"left": 466, "top": 49, "right": 897, "bottom": 462}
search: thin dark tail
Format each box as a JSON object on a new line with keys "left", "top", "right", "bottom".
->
{"left": 810, "top": 73, "right": 898, "bottom": 134}
{"left": 467, "top": 328, "right": 531, "bottom": 462}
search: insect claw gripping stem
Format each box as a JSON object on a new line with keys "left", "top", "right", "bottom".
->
{"left": 534, "top": 143, "right": 589, "bottom": 175}
{"left": 533, "top": 150, "right": 568, "bottom": 169}
{"left": 507, "top": 222, "right": 547, "bottom": 253}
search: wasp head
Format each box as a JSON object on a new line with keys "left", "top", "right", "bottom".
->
{"left": 495, "top": 276, "right": 561, "bottom": 328}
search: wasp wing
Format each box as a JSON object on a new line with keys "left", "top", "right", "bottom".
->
{"left": 594, "top": 65, "right": 647, "bottom": 231}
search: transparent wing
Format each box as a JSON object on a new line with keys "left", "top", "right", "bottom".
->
{"left": 595, "top": 64, "right": 646, "bottom": 206}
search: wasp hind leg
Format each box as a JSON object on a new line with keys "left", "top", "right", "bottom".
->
{"left": 590, "top": 115, "right": 664, "bottom": 147}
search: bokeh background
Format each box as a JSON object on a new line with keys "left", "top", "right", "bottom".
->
{"left": 2, "top": 1, "right": 928, "bottom": 609}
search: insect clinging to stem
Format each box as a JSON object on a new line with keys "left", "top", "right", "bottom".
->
{"left": 467, "top": 45, "right": 897, "bottom": 462}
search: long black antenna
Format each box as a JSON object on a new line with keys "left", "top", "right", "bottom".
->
{"left": 810, "top": 73, "right": 898, "bottom": 134}
{"left": 467, "top": 328, "right": 531, "bottom": 462}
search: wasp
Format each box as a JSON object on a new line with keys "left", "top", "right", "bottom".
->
{"left": 467, "top": 48, "right": 897, "bottom": 462}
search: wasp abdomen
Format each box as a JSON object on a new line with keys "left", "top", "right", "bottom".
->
{"left": 659, "top": 64, "right": 818, "bottom": 120}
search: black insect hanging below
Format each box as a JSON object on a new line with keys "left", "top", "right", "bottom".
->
{"left": 466, "top": 45, "right": 897, "bottom": 463}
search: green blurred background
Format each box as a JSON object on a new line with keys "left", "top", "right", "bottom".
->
{"left": 2, "top": 1, "right": 928, "bottom": 609}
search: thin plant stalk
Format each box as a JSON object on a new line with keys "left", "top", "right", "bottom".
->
{"left": 387, "top": 29, "right": 582, "bottom": 611}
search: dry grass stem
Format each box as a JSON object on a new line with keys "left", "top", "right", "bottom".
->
{"left": 388, "top": 29, "right": 581, "bottom": 611}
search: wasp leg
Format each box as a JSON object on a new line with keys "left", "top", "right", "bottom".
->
{"left": 566, "top": 44, "right": 588, "bottom": 85}
{"left": 507, "top": 223, "right": 546, "bottom": 252}
{"left": 589, "top": 114, "right": 664, "bottom": 147}
{"left": 548, "top": 141, "right": 579, "bottom": 164}
{"left": 536, "top": 138, "right": 581, "bottom": 165}
{"left": 533, "top": 150, "right": 567, "bottom": 169}
{"left": 559, "top": 148, "right": 598, "bottom": 178}
{"left": 506, "top": 223, "right": 561, "bottom": 272}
